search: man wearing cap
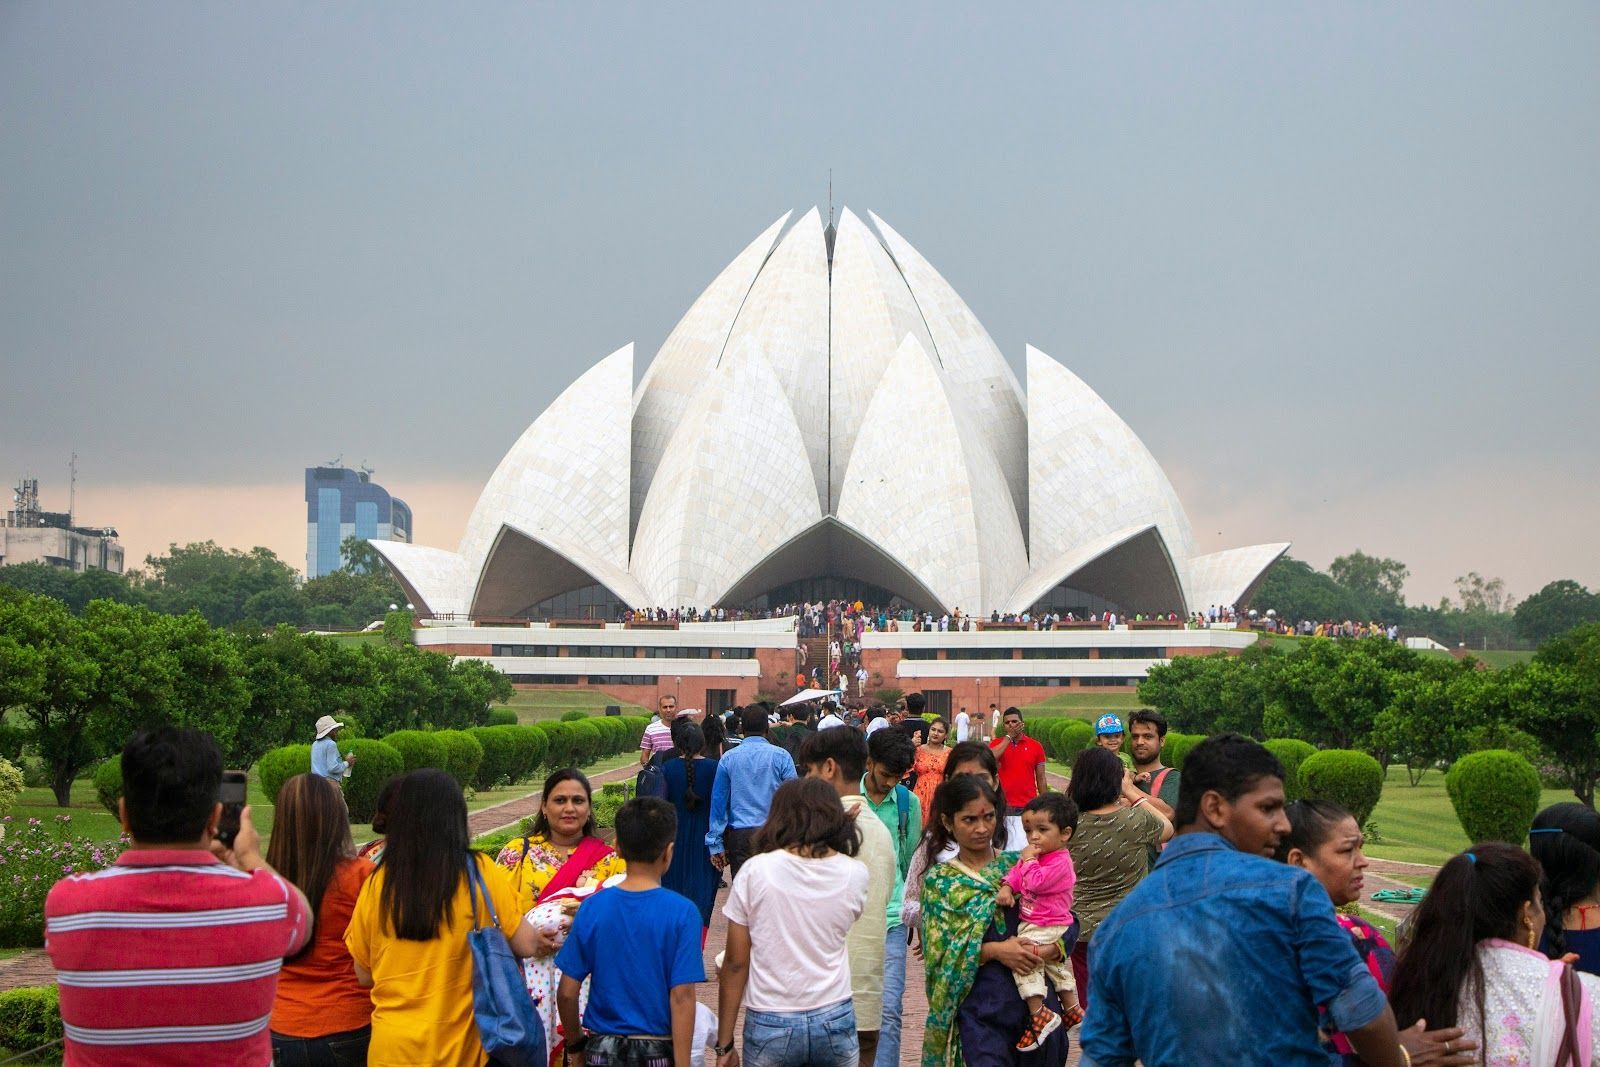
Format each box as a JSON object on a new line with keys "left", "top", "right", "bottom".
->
{"left": 311, "top": 715, "right": 356, "bottom": 784}
{"left": 1094, "top": 715, "right": 1135, "bottom": 771}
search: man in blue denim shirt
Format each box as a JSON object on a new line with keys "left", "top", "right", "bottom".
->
{"left": 706, "top": 707, "right": 796, "bottom": 878}
{"left": 1079, "top": 734, "right": 1406, "bottom": 1067}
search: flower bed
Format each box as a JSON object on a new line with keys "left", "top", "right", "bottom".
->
{"left": 0, "top": 815, "right": 126, "bottom": 948}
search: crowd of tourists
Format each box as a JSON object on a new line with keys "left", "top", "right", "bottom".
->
{"left": 43, "top": 696, "right": 1600, "bottom": 1067}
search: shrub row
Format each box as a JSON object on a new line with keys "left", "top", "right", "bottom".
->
{"left": 0, "top": 986, "right": 60, "bottom": 1051}
{"left": 247, "top": 713, "right": 652, "bottom": 821}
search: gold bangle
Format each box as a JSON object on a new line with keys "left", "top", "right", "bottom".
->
{"left": 1398, "top": 1045, "right": 1411, "bottom": 1067}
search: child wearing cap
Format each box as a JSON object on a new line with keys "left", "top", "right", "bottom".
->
{"left": 1094, "top": 715, "right": 1135, "bottom": 771}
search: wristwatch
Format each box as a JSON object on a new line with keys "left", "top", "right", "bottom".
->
{"left": 714, "top": 1039, "right": 736, "bottom": 1056}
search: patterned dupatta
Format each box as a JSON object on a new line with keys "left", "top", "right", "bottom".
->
{"left": 920, "top": 851, "right": 1018, "bottom": 1067}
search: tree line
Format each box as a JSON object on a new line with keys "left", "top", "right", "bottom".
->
{"left": 0, "top": 588, "right": 512, "bottom": 806}
{"left": 1139, "top": 623, "right": 1600, "bottom": 805}
{"left": 0, "top": 537, "right": 405, "bottom": 632}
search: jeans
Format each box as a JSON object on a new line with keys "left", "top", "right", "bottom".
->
{"left": 744, "top": 999, "right": 857, "bottom": 1067}
{"left": 725, "top": 826, "right": 757, "bottom": 880}
{"left": 270, "top": 1026, "right": 371, "bottom": 1066}
{"left": 872, "top": 923, "right": 908, "bottom": 1067}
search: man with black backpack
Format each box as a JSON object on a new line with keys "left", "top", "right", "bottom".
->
{"left": 861, "top": 728, "right": 922, "bottom": 1067}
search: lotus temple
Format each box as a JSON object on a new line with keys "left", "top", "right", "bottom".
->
{"left": 375, "top": 208, "right": 1286, "bottom": 713}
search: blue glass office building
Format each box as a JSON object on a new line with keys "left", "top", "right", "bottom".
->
{"left": 304, "top": 467, "right": 413, "bottom": 578}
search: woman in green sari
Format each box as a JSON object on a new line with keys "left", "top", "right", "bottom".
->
{"left": 922, "top": 776, "right": 1072, "bottom": 1067}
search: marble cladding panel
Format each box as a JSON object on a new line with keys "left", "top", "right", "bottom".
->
{"left": 827, "top": 209, "right": 940, "bottom": 513}
{"left": 1187, "top": 543, "right": 1292, "bottom": 612}
{"left": 370, "top": 541, "right": 472, "bottom": 617}
{"left": 868, "top": 210, "right": 1030, "bottom": 531}
{"left": 718, "top": 208, "right": 831, "bottom": 508}
{"left": 632, "top": 342, "right": 824, "bottom": 607}
{"left": 458, "top": 345, "right": 634, "bottom": 600}
{"left": 1025, "top": 345, "right": 1198, "bottom": 586}
{"left": 630, "top": 211, "right": 790, "bottom": 532}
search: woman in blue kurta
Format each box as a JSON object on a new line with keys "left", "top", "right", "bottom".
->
{"left": 662, "top": 720, "right": 720, "bottom": 931}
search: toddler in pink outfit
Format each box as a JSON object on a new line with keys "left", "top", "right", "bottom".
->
{"left": 997, "top": 792, "right": 1081, "bottom": 1051}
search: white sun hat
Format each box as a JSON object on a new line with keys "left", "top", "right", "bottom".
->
{"left": 314, "top": 715, "right": 345, "bottom": 740}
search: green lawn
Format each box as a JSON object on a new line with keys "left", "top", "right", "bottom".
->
{"left": 494, "top": 688, "right": 651, "bottom": 722}
{"left": 1019, "top": 691, "right": 1145, "bottom": 722}
{"left": 1365, "top": 765, "right": 1572, "bottom": 866}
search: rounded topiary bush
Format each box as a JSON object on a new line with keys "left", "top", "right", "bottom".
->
{"left": 560, "top": 710, "right": 589, "bottom": 723}
{"left": 381, "top": 730, "right": 449, "bottom": 774}
{"left": 433, "top": 729, "right": 484, "bottom": 788}
{"left": 1264, "top": 739, "right": 1319, "bottom": 802}
{"left": 620, "top": 716, "right": 649, "bottom": 747}
{"left": 469, "top": 726, "right": 518, "bottom": 790}
{"left": 256, "top": 745, "right": 313, "bottom": 807}
{"left": 1162, "top": 733, "right": 1203, "bottom": 771}
{"left": 485, "top": 708, "right": 519, "bottom": 727}
{"left": 0, "top": 985, "right": 62, "bottom": 1051}
{"left": 511, "top": 725, "right": 550, "bottom": 780}
{"left": 91, "top": 757, "right": 123, "bottom": 815}
{"left": 534, "top": 721, "right": 578, "bottom": 770}
{"left": 589, "top": 716, "right": 625, "bottom": 756}
{"left": 1051, "top": 720, "right": 1095, "bottom": 764}
{"left": 1030, "top": 718, "right": 1062, "bottom": 758}
{"left": 343, "top": 739, "right": 405, "bottom": 822}
{"left": 0, "top": 757, "right": 23, "bottom": 819}
{"left": 1446, "top": 749, "right": 1542, "bottom": 844}
{"left": 567, "top": 719, "right": 605, "bottom": 765}
{"left": 1299, "top": 749, "right": 1384, "bottom": 827}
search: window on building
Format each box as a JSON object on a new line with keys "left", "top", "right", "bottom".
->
{"left": 924, "top": 690, "right": 952, "bottom": 717}
{"left": 491, "top": 645, "right": 560, "bottom": 657}
{"left": 902, "top": 648, "right": 940, "bottom": 661}
{"left": 1000, "top": 676, "right": 1072, "bottom": 688}
{"left": 705, "top": 689, "right": 737, "bottom": 717}
{"left": 1098, "top": 648, "right": 1165, "bottom": 660}
{"left": 1019, "top": 647, "right": 1090, "bottom": 660}
{"left": 944, "top": 648, "right": 1015, "bottom": 660}
{"left": 507, "top": 674, "right": 579, "bottom": 685}
{"left": 1079, "top": 677, "right": 1141, "bottom": 687}
{"left": 587, "top": 675, "right": 659, "bottom": 686}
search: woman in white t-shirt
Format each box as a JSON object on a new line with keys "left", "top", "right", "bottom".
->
{"left": 715, "top": 778, "right": 870, "bottom": 1067}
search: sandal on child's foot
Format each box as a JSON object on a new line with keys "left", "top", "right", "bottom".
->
{"left": 1060, "top": 1002, "right": 1084, "bottom": 1029}
{"left": 1015, "top": 1007, "right": 1061, "bottom": 1051}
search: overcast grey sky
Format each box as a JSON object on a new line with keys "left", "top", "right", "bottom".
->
{"left": 3, "top": 2, "right": 1596, "bottom": 605}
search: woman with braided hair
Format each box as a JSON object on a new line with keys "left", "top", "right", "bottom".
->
{"left": 1532, "top": 803, "right": 1600, "bottom": 975}
{"left": 663, "top": 719, "right": 720, "bottom": 935}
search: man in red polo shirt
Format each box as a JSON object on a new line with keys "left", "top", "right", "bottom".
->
{"left": 46, "top": 727, "right": 311, "bottom": 1065}
{"left": 990, "top": 706, "right": 1048, "bottom": 813}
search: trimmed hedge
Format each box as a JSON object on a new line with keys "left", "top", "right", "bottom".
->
{"left": 1446, "top": 749, "right": 1542, "bottom": 844}
{"left": 342, "top": 739, "right": 405, "bottom": 822}
{"left": 1299, "top": 749, "right": 1384, "bottom": 827}
{"left": 486, "top": 708, "right": 519, "bottom": 727}
{"left": 0, "top": 985, "right": 61, "bottom": 1051}
{"left": 1162, "top": 732, "right": 1203, "bottom": 771}
{"left": 381, "top": 730, "right": 449, "bottom": 774}
{"left": 1264, "top": 739, "right": 1319, "bottom": 802}
{"left": 567, "top": 719, "right": 604, "bottom": 765}
{"left": 433, "top": 729, "right": 485, "bottom": 788}
{"left": 469, "top": 726, "right": 518, "bottom": 790}
{"left": 502, "top": 726, "right": 549, "bottom": 783}
{"left": 1043, "top": 720, "right": 1094, "bottom": 765}
{"left": 93, "top": 756, "right": 123, "bottom": 815}
{"left": 620, "top": 716, "right": 650, "bottom": 748}
{"left": 534, "top": 721, "right": 579, "bottom": 770}
{"left": 560, "top": 710, "right": 590, "bottom": 723}
{"left": 257, "top": 744, "right": 312, "bottom": 807}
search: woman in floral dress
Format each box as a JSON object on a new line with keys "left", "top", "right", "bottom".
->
{"left": 494, "top": 768, "right": 626, "bottom": 1062}
{"left": 912, "top": 719, "right": 951, "bottom": 817}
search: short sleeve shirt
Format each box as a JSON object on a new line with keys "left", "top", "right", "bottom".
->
{"left": 991, "top": 735, "right": 1047, "bottom": 809}
{"left": 1067, "top": 805, "right": 1166, "bottom": 939}
{"left": 556, "top": 886, "right": 705, "bottom": 1036}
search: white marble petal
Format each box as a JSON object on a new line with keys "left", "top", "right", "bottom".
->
{"left": 869, "top": 211, "right": 1029, "bottom": 536}
{"left": 827, "top": 209, "right": 940, "bottom": 512}
{"left": 1002, "top": 524, "right": 1185, "bottom": 615}
{"left": 457, "top": 343, "right": 634, "bottom": 596}
{"left": 369, "top": 541, "right": 471, "bottom": 618}
{"left": 717, "top": 208, "right": 831, "bottom": 508}
{"left": 632, "top": 341, "right": 824, "bottom": 607}
{"left": 837, "top": 335, "right": 1028, "bottom": 614}
{"left": 1026, "top": 344, "right": 1198, "bottom": 598}
{"left": 1187, "top": 543, "right": 1292, "bottom": 613}
{"left": 630, "top": 211, "right": 791, "bottom": 533}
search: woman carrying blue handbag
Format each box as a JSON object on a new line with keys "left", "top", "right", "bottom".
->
{"left": 347, "top": 770, "right": 548, "bottom": 1067}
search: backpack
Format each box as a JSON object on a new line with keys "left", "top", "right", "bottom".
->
{"left": 891, "top": 784, "right": 912, "bottom": 877}
{"left": 635, "top": 752, "right": 668, "bottom": 800}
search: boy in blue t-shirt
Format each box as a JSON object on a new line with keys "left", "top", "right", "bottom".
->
{"left": 556, "top": 796, "right": 706, "bottom": 1067}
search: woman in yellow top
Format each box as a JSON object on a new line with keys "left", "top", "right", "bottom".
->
{"left": 494, "top": 768, "right": 627, "bottom": 1059}
{"left": 346, "top": 769, "right": 544, "bottom": 1067}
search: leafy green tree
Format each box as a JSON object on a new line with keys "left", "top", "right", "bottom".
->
{"left": 1262, "top": 637, "right": 1421, "bottom": 754}
{"left": 1251, "top": 557, "right": 1377, "bottom": 623}
{"left": 1454, "top": 572, "right": 1512, "bottom": 615}
{"left": 1515, "top": 581, "right": 1600, "bottom": 644}
{"left": 132, "top": 542, "right": 299, "bottom": 627}
{"left": 1329, "top": 551, "right": 1409, "bottom": 606}
{"left": 1371, "top": 657, "right": 1479, "bottom": 785}
{"left": 1512, "top": 624, "right": 1600, "bottom": 806}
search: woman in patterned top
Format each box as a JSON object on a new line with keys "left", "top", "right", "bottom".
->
{"left": 494, "top": 768, "right": 627, "bottom": 1061}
